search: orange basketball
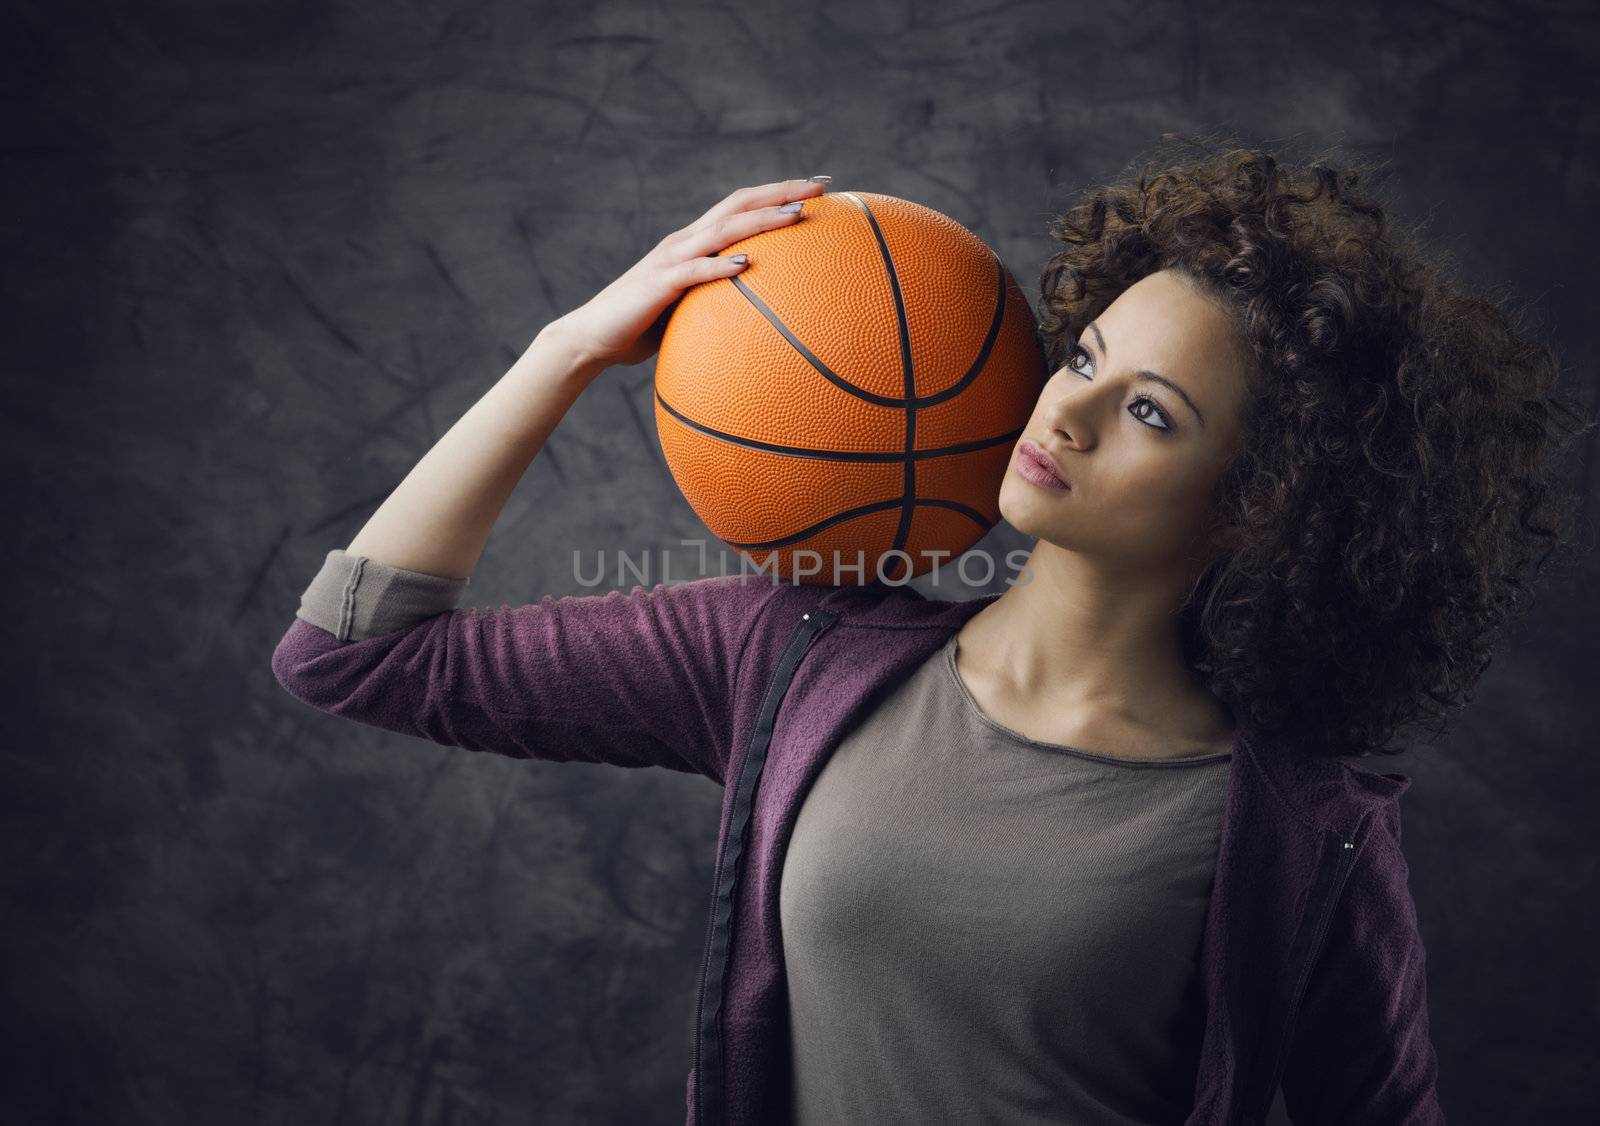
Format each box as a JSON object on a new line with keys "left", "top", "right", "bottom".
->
{"left": 654, "top": 190, "right": 1047, "bottom": 586}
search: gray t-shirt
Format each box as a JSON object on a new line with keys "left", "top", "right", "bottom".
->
{"left": 779, "top": 632, "right": 1231, "bottom": 1125}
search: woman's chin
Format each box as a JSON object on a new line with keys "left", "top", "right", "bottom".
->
{"left": 998, "top": 481, "right": 1066, "bottom": 533}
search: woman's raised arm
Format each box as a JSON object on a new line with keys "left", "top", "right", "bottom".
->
{"left": 271, "top": 178, "right": 831, "bottom": 777}
{"left": 340, "top": 321, "right": 604, "bottom": 579}
{"left": 340, "top": 175, "right": 828, "bottom": 578}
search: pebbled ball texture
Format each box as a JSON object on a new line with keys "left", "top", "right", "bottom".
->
{"left": 655, "top": 190, "right": 1047, "bottom": 586}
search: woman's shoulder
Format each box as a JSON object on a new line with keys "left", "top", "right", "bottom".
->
{"left": 1238, "top": 729, "right": 1416, "bottom": 835}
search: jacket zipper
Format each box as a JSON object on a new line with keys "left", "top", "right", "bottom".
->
{"left": 1236, "top": 826, "right": 1359, "bottom": 1126}
{"left": 692, "top": 605, "right": 840, "bottom": 1126}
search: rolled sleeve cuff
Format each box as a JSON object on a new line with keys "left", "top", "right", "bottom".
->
{"left": 295, "top": 548, "right": 471, "bottom": 641}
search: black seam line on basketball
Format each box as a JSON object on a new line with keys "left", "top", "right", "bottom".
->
{"left": 725, "top": 260, "right": 1005, "bottom": 409}
{"left": 721, "top": 497, "right": 994, "bottom": 551}
{"left": 655, "top": 389, "right": 1023, "bottom": 461}
{"left": 841, "top": 194, "right": 1009, "bottom": 414}
{"left": 724, "top": 234, "right": 1009, "bottom": 409}
{"left": 841, "top": 193, "right": 918, "bottom": 571}
{"left": 893, "top": 407, "right": 915, "bottom": 574}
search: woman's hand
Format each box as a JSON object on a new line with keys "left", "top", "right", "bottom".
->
{"left": 553, "top": 176, "right": 830, "bottom": 371}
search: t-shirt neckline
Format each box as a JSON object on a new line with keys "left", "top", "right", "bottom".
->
{"left": 941, "top": 633, "right": 1234, "bottom": 769}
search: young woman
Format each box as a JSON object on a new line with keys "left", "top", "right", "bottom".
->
{"left": 273, "top": 142, "right": 1590, "bottom": 1125}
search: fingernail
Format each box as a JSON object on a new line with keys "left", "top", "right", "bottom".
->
{"left": 779, "top": 200, "right": 803, "bottom": 213}
{"left": 807, "top": 174, "right": 832, "bottom": 184}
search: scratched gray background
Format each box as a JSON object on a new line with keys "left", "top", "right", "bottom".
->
{"left": 5, "top": 0, "right": 1599, "bottom": 1122}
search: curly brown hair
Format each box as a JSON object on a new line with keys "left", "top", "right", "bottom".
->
{"left": 1034, "top": 134, "right": 1595, "bottom": 760}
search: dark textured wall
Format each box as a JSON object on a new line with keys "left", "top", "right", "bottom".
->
{"left": 5, "top": 0, "right": 1598, "bottom": 1123}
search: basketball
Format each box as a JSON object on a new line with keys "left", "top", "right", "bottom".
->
{"left": 654, "top": 190, "right": 1047, "bottom": 586}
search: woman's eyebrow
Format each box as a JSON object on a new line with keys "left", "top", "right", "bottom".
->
{"left": 1087, "top": 321, "right": 1206, "bottom": 428}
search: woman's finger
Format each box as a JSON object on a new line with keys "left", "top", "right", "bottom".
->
{"left": 664, "top": 251, "right": 752, "bottom": 289}
{"left": 672, "top": 200, "right": 810, "bottom": 262}
{"left": 692, "top": 177, "right": 828, "bottom": 230}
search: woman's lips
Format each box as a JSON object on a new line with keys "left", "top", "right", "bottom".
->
{"left": 1014, "top": 440, "right": 1070, "bottom": 492}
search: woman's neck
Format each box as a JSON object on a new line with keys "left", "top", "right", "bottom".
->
{"left": 961, "top": 544, "right": 1234, "bottom": 750}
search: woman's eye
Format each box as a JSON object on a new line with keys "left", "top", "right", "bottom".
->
{"left": 1130, "top": 397, "right": 1172, "bottom": 431}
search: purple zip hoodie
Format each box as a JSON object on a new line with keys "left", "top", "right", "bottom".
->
{"left": 271, "top": 555, "right": 1446, "bottom": 1125}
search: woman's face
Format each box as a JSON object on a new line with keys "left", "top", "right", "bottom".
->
{"left": 999, "top": 268, "right": 1255, "bottom": 579}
